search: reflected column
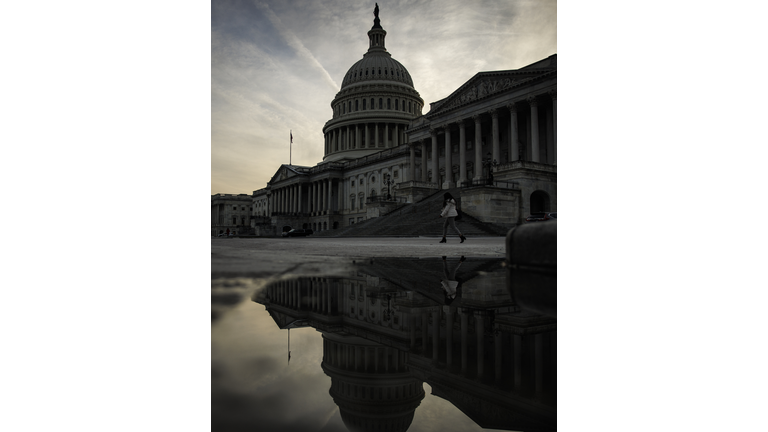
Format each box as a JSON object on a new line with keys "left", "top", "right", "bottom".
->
{"left": 475, "top": 311, "right": 486, "bottom": 379}
{"left": 444, "top": 306, "right": 454, "bottom": 367}
{"left": 460, "top": 308, "right": 469, "bottom": 375}
{"left": 432, "top": 308, "right": 440, "bottom": 364}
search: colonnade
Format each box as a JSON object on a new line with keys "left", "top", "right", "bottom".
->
{"left": 409, "top": 91, "right": 556, "bottom": 186}
{"left": 323, "top": 338, "right": 408, "bottom": 375}
{"left": 325, "top": 122, "right": 408, "bottom": 156}
{"left": 266, "top": 278, "right": 338, "bottom": 315}
{"left": 269, "top": 178, "right": 338, "bottom": 216}
{"left": 409, "top": 306, "right": 554, "bottom": 396}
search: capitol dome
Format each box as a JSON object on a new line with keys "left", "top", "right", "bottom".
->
{"left": 322, "top": 6, "right": 424, "bottom": 162}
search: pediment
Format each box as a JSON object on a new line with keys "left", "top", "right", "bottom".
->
{"left": 428, "top": 69, "right": 548, "bottom": 115}
{"left": 269, "top": 164, "right": 304, "bottom": 184}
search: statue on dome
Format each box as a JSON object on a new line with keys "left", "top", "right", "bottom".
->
{"left": 374, "top": 3, "right": 379, "bottom": 18}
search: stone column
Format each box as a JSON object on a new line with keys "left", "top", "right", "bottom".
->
{"left": 298, "top": 184, "right": 303, "bottom": 214}
{"left": 321, "top": 181, "right": 326, "bottom": 214}
{"left": 331, "top": 130, "right": 336, "bottom": 153}
{"left": 550, "top": 90, "right": 556, "bottom": 165}
{"left": 355, "top": 124, "right": 360, "bottom": 149}
{"left": 458, "top": 121, "right": 467, "bottom": 184}
{"left": 327, "top": 178, "right": 332, "bottom": 213}
{"left": 473, "top": 115, "right": 483, "bottom": 181}
{"left": 409, "top": 144, "right": 416, "bottom": 182}
{"left": 394, "top": 124, "right": 399, "bottom": 147}
{"left": 338, "top": 179, "right": 343, "bottom": 213}
{"left": 491, "top": 109, "right": 500, "bottom": 163}
{"left": 443, "top": 125, "right": 453, "bottom": 189}
{"left": 375, "top": 123, "right": 380, "bottom": 147}
{"left": 528, "top": 96, "right": 540, "bottom": 163}
{"left": 420, "top": 141, "right": 428, "bottom": 183}
{"left": 508, "top": 103, "right": 519, "bottom": 162}
{"left": 430, "top": 129, "right": 438, "bottom": 185}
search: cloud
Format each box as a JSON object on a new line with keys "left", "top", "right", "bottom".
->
{"left": 211, "top": 0, "right": 557, "bottom": 194}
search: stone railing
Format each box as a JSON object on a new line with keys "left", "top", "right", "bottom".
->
{"left": 460, "top": 178, "right": 519, "bottom": 190}
{"left": 398, "top": 180, "right": 438, "bottom": 189}
{"left": 496, "top": 160, "right": 557, "bottom": 173}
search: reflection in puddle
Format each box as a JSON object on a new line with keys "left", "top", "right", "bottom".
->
{"left": 212, "top": 257, "right": 556, "bottom": 432}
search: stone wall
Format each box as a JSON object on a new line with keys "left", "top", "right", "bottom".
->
{"left": 460, "top": 188, "right": 522, "bottom": 228}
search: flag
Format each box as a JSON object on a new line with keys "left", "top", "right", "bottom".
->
{"left": 290, "top": 131, "right": 293, "bottom": 143}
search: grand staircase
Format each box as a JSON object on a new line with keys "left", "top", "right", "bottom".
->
{"left": 314, "top": 188, "right": 509, "bottom": 237}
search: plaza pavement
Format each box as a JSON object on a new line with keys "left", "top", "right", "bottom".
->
{"left": 211, "top": 236, "right": 506, "bottom": 279}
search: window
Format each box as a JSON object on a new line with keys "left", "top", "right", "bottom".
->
{"left": 363, "top": 99, "right": 366, "bottom": 110}
{"left": 232, "top": 217, "right": 236, "bottom": 224}
{"left": 379, "top": 98, "right": 382, "bottom": 109}
{"left": 394, "top": 171, "right": 399, "bottom": 178}
{"left": 371, "top": 176, "right": 376, "bottom": 183}
{"left": 355, "top": 100, "right": 359, "bottom": 111}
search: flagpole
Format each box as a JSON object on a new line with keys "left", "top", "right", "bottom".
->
{"left": 290, "top": 130, "right": 292, "bottom": 165}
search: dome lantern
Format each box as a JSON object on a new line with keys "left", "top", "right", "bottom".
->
{"left": 368, "top": 3, "right": 387, "bottom": 52}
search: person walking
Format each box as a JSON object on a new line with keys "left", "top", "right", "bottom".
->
{"left": 439, "top": 192, "right": 467, "bottom": 243}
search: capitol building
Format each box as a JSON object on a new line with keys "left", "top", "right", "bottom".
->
{"left": 211, "top": 6, "right": 556, "bottom": 236}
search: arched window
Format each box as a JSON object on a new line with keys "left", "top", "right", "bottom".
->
{"left": 348, "top": 101, "right": 352, "bottom": 112}
{"left": 362, "top": 99, "right": 366, "bottom": 110}
{"left": 343, "top": 104, "right": 346, "bottom": 114}
{"left": 408, "top": 101, "right": 411, "bottom": 113}
{"left": 355, "top": 100, "right": 359, "bottom": 111}
{"left": 395, "top": 99, "right": 398, "bottom": 111}
{"left": 371, "top": 98, "right": 374, "bottom": 109}
{"left": 379, "top": 98, "right": 382, "bottom": 109}
{"left": 365, "top": 69, "right": 369, "bottom": 76}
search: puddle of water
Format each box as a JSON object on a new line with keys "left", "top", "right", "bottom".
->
{"left": 212, "top": 257, "right": 556, "bottom": 432}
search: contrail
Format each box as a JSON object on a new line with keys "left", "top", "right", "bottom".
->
{"left": 254, "top": 0, "right": 340, "bottom": 92}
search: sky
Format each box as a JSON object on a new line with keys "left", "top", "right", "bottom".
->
{"left": 211, "top": 0, "right": 557, "bottom": 195}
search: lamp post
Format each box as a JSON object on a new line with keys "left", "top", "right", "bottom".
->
{"left": 383, "top": 173, "right": 394, "bottom": 200}
{"left": 482, "top": 152, "right": 498, "bottom": 185}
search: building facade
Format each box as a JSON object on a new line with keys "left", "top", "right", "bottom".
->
{"left": 211, "top": 193, "right": 253, "bottom": 236}
{"left": 213, "top": 6, "right": 556, "bottom": 235}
